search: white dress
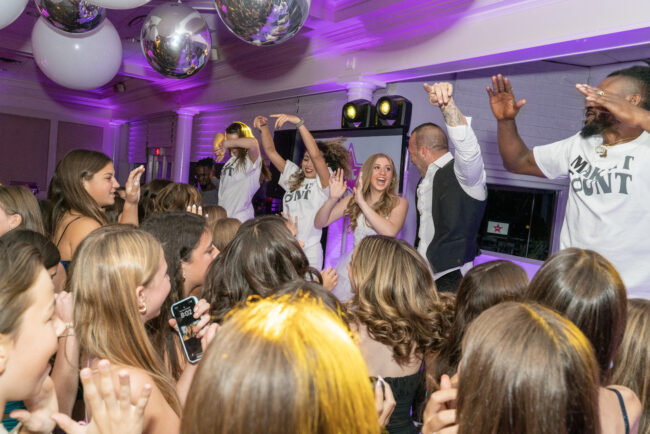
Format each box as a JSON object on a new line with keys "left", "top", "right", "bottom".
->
{"left": 332, "top": 213, "right": 379, "bottom": 302}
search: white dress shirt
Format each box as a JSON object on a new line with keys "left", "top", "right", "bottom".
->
{"left": 416, "top": 117, "right": 487, "bottom": 278}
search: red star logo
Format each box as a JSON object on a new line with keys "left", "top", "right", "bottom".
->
{"left": 493, "top": 224, "right": 502, "bottom": 233}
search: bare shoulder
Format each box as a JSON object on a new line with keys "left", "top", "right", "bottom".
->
{"left": 66, "top": 217, "right": 101, "bottom": 244}
{"left": 610, "top": 385, "right": 642, "bottom": 418}
{"left": 600, "top": 385, "right": 643, "bottom": 434}
{"left": 112, "top": 366, "right": 180, "bottom": 434}
{"left": 56, "top": 214, "right": 101, "bottom": 259}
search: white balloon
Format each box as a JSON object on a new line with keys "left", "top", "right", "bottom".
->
{"left": 85, "top": 0, "right": 150, "bottom": 9}
{"left": 0, "top": 0, "right": 28, "bottom": 30}
{"left": 31, "top": 17, "right": 122, "bottom": 90}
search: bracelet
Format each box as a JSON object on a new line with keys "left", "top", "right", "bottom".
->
{"left": 295, "top": 119, "right": 305, "bottom": 128}
{"left": 59, "top": 332, "right": 76, "bottom": 339}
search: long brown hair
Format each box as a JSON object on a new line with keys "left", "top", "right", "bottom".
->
{"left": 202, "top": 215, "right": 321, "bottom": 323}
{"left": 525, "top": 248, "right": 627, "bottom": 384}
{"left": 69, "top": 225, "right": 181, "bottom": 415}
{"left": 346, "top": 153, "right": 398, "bottom": 232}
{"left": 612, "top": 298, "right": 650, "bottom": 433}
{"left": 140, "top": 212, "right": 208, "bottom": 380}
{"left": 457, "top": 302, "right": 601, "bottom": 434}
{"left": 433, "top": 260, "right": 528, "bottom": 385}
{"left": 347, "top": 235, "right": 449, "bottom": 365}
{"left": 0, "top": 186, "right": 45, "bottom": 235}
{"left": 50, "top": 150, "right": 111, "bottom": 233}
{"left": 182, "top": 294, "right": 380, "bottom": 434}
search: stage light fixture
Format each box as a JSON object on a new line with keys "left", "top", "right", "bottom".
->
{"left": 374, "top": 95, "right": 412, "bottom": 129}
{"left": 341, "top": 99, "right": 375, "bottom": 128}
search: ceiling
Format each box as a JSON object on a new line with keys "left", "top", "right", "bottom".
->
{"left": 1, "top": 0, "right": 649, "bottom": 120}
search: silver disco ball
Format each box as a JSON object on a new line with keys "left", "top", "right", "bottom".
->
{"left": 215, "top": 0, "right": 310, "bottom": 46}
{"left": 140, "top": 3, "right": 212, "bottom": 79}
{"left": 34, "top": 0, "right": 105, "bottom": 33}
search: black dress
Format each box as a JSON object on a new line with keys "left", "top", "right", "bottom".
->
{"left": 383, "top": 371, "right": 422, "bottom": 434}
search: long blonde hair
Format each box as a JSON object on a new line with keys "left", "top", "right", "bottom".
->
{"left": 347, "top": 235, "right": 448, "bottom": 365}
{"left": 69, "top": 225, "right": 181, "bottom": 415}
{"left": 182, "top": 293, "right": 380, "bottom": 434}
{"left": 612, "top": 298, "right": 650, "bottom": 433}
{"left": 346, "top": 153, "right": 398, "bottom": 232}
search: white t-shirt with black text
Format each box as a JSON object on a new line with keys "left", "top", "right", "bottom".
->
{"left": 218, "top": 155, "right": 261, "bottom": 222}
{"left": 534, "top": 131, "right": 650, "bottom": 299}
{"left": 278, "top": 160, "right": 330, "bottom": 269}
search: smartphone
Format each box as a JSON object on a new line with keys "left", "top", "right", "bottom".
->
{"left": 170, "top": 296, "right": 203, "bottom": 363}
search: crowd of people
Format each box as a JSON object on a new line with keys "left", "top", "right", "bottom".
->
{"left": 0, "top": 65, "right": 649, "bottom": 434}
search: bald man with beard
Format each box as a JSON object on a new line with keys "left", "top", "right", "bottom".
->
{"left": 487, "top": 66, "right": 650, "bottom": 299}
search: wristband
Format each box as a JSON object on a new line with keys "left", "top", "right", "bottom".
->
{"left": 295, "top": 119, "right": 305, "bottom": 128}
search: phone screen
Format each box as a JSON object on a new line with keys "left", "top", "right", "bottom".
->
{"left": 171, "top": 297, "right": 203, "bottom": 362}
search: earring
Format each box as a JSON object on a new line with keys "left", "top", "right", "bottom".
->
{"left": 138, "top": 302, "right": 147, "bottom": 315}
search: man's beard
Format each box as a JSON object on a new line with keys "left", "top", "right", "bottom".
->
{"left": 580, "top": 110, "right": 616, "bottom": 138}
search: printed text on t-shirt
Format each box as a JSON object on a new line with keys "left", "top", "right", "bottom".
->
{"left": 568, "top": 154, "right": 634, "bottom": 196}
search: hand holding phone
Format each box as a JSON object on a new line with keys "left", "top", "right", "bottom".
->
{"left": 171, "top": 296, "right": 203, "bottom": 363}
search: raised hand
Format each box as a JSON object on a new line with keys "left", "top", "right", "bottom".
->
{"left": 424, "top": 82, "right": 454, "bottom": 107}
{"left": 270, "top": 113, "right": 302, "bottom": 129}
{"left": 321, "top": 267, "right": 338, "bottom": 291}
{"left": 576, "top": 83, "right": 649, "bottom": 127}
{"left": 421, "top": 374, "right": 458, "bottom": 434}
{"left": 123, "top": 165, "right": 145, "bottom": 205}
{"left": 253, "top": 115, "right": 268, "bottom": 130}
{"left": 213, "top": 132, "right": 225, "bottom": 161}
{"left": 486, "top": 74, "right": 526, "bottom": 120}
{"left": 328, "top": 169, "right": 347, "bottom": 200}
{"left": 51, "top": 360, "right": 151, "bottom": 434}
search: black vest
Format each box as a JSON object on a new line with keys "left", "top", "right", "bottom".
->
{"left": 424, "top": 158, "right": 486, "bottom": 273}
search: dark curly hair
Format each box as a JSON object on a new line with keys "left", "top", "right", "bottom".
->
{"left": 287, "top": 137, "right": 352, "bottom": 192}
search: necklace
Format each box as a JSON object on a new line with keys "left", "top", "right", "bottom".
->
{"left": 595, "top": 136, "right": 637, "bottom": 158}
